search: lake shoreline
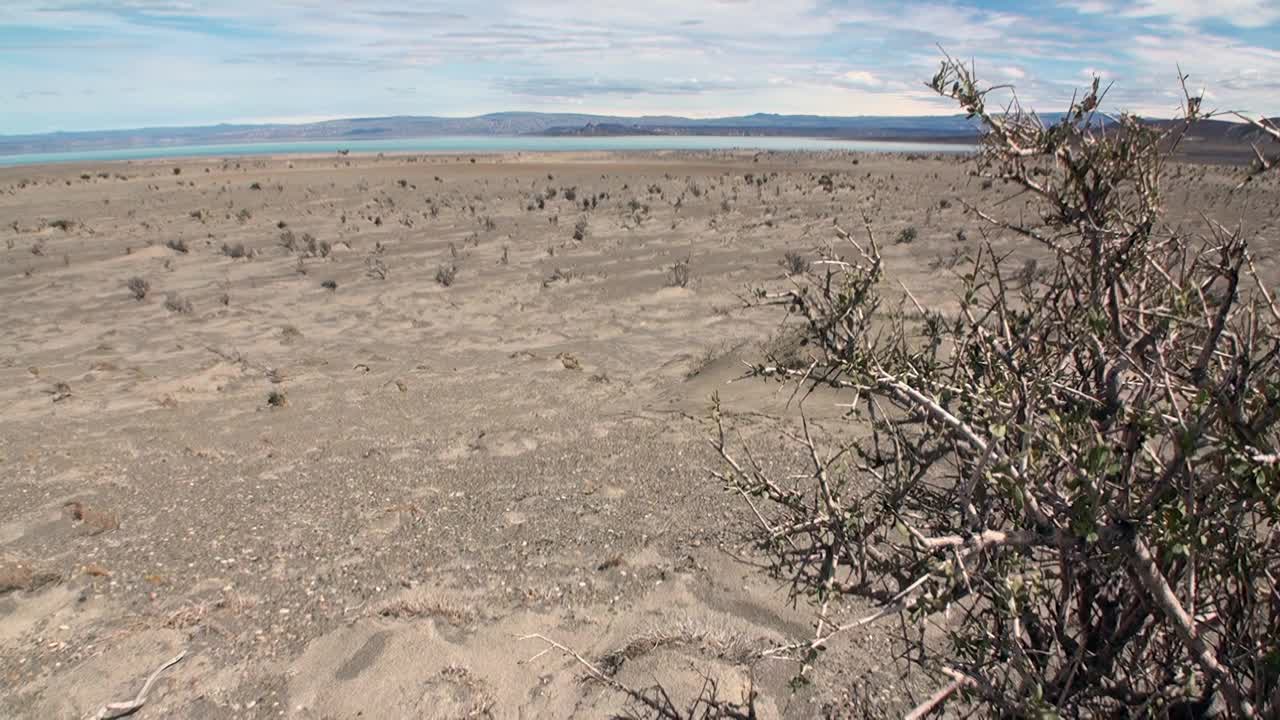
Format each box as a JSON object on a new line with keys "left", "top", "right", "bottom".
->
{"left": 0, "top": 135, "right": 977, "bottom": 168}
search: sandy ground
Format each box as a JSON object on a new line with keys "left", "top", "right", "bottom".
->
{"left": 1, "top": 150, "right": 1277, "bottom": 719}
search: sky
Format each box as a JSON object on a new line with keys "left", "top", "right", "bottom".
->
{"left": 2, "top": 0, "right": 1279, "bottom": 135}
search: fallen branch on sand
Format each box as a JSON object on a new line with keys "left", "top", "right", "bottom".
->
{"left": 85, "top": 649, "right": 187, "bottom": 720}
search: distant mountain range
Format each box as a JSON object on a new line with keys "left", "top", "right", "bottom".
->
{"left": 0, "top": 112, "right": 985, "bottom": 155}
{"left": 0, "top": 111, "right": 1271, "bottom": 158}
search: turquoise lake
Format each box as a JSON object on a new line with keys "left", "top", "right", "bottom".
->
{"left": 0, "top": 135, "right": 975, "bottom": 167}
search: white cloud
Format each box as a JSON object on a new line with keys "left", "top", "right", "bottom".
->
{"left": 1123, "top": 0, "right": 1280, "bottom": 28}
{"left": 993, "top": 65, "right": 1028, "bottom": 80}
{"left": 1, "top": 0, "right": 1278, "bottom": 133}
{"left": 841, "top": 70, "right": 883, "bottom": 87}
{"left": 1071, "top": 1, "right": 1114, "bottom": 13}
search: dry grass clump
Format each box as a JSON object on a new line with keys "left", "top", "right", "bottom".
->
{"left": 780, "top": 249, "right": 809, "bottom": 275}
{"left": 366, "top": 257, "right": 389, "bottom": 280}
{"left": 374, "top": 596, "right": 478, "bottom": 626}
{"left": 163, "top": 292, "right": 193, "bottom": 314}
{"left": 63, "top": 501, "right": 120, "bottom": 533}
{"left": 597, "top": 616, "right": 768, "bottom": 677}
{"left": 0, "top": 560, "right": 35, "bottom": 593}
{"left": 164, "top": 602, "right": 210, "bottom": 629}
{"left": 127, "top": 276, "right": 150, "bottom": 300}
{"left": 665, "top": 257, "right": 691, "bottom": 288}
{"left": 430, "top": 665, "right": 496, "bottom": 718}
{"left": 542, "top": 267, "right": 578, "bottom": 287}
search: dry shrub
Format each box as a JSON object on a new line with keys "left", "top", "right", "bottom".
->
{"left": 713, "top": 58, "right": 1280, "bottom": 717}
{"left": 164, "top": 292, "right": 193, "bottom": 314}
{"left": 127, "top": 276, "right": 150, "bottom": 300}
{"left": 666, "top": 257, "right": 691, "bottom": 288}
{"left": 780, "top": 250, "right": 810, "bottom": 275}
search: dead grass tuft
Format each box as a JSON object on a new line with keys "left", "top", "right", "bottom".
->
{"left": 374, "top": 596, "right": 478, "bottom": 626}
{"left": 598, "top": 616, "right": 768, "bottom": 676}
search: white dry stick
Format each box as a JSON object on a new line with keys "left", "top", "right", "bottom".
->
{"left": 1128, "top": 536, "right": 1256, "bottom": 719}
{"left": 86, "top": 650, "right": 187, "bottom": 720}
{"left": 905, "top": 674, "right": 974, "bottom": 720}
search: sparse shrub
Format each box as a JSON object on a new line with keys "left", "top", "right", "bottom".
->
{"left": 665, "top": 257, "right": 691, "bottom": 288}
{"left": 780, "top": 250, "right": 809, "bottom": 275}
{"left": 894, "top": 225, "right": 918, "bottom": 244}
{"left": 163, "top": 292, "right": 192, "bottom": 314}
{"left": 434, "top": 264, "right": 457, "bottom": 287}
{"left": 249, "top": 182, "right": 262, "bottom": 190}
{"left": 279, "top": 230, "right": 298, "bottom": 251}
{"left": 542, "top": 267, "right": 578, "bottom": 287}
{"left": 236, "top": 208, "right": 252, "bottom": 223}
{"left": 321, "top": 279, "right": 337, "bottom": 291}
{"left": 1014, "top": 257, "right": 1041, "bottom": 285}
{"left": 572, "top": 217, "right": 588, "bottom": 242}
{"left": 366, "top": 257, "right": 388, "bottom": 280}
{"left": 266, "top": 389, "right": 287, "bottom": 407}
{"left": 221, "top": 242, "right": 248, "bottom": 259}
{"left": 928, "top": 245, "right": 970, "bottom": 271}
{"left": 49, "top": 219, "right": 75, "bottom": 232}
{"left": 127, "top": 276, "right": 150, "bottom": 300}
{"left": 165, "top": 238, "right": 189, "bottom": 254}
{"left": 49, "top": 381, "right": 72, "bottom": 402}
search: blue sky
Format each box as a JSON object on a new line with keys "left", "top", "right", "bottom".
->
{"left": 2, "top": 0, "right": 1278, "bottom": 134}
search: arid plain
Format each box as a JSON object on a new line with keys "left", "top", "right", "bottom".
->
{"left": 2, "top": 150, "right": 1277, "bottom": 718}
